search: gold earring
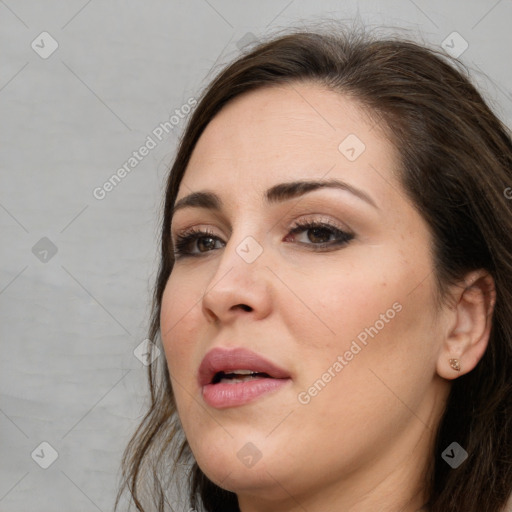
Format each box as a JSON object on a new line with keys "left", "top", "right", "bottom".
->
{"left": 449, "top": 358, "right": 461, "bottom": 372}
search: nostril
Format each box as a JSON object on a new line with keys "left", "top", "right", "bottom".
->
{"left": 237, "top": 304, "right": 252, "bottom": 312}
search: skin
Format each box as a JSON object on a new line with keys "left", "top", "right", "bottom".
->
{"left": 160, "top": 83, "right": 495, "bottom": 512}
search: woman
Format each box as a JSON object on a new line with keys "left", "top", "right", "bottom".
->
{"left": 117, "top": 27, "right": 512, "bottom": 512}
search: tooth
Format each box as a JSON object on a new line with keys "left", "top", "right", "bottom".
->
{"left": 228, "top": 370, "right": 257, "bottom": 375}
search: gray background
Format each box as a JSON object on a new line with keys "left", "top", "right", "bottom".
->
{"left": 1, "top": 1, "right": 511, "bottom": 511}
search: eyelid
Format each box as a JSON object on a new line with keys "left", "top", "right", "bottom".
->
{"left": 171, "top": 223, "right": 226, "bottom": 243}
{"left": 171, "top": 214, "right": 350, "bottom": 241}
{"left": 172, "top": 213, "right": 356, "bottom": 260}
{"left": 285, "top": 213, "right": 352, "bottom": 234}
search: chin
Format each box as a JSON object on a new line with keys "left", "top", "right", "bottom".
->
{"left": 190, "top": 435, "right": 294, "bottom": 499}
{"left": 202, "top": 462, "right": 296, "bottom": 503}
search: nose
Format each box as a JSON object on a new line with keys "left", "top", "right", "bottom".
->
{"left": 201, "top": 234, "right": 273, "bottom": 324}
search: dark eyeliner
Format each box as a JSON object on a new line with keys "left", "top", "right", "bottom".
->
{"left": 173, "top": 227, "right": 222, "bottom": 259}
{"left": 172, "top": 220, "right": 354, "bottom": 259}
{"left": 287, "top": 219, "right": 355, "bottom": 250}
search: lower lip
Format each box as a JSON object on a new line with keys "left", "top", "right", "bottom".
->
{"left": 202, "top": 378, "right": 290, "bottom": 408}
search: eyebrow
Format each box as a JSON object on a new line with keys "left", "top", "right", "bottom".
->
{"left": 171, "top": 179, "right": 378, "bottom": 217}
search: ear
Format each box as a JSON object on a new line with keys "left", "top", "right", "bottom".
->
{"left": 436, "top": 269, "right": 496, "bottom": 380}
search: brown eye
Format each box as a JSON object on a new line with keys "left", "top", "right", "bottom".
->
{"left": 287, "top": 220, "right": 354, "bottom": 249}
{"left": 306, "top": 226, "right": 333, "bottom": 244}
{"left": 197, "top": 236, "right": 217, "bottom": 252}
{"left": 173, "top": 228, "right": 224, "bottom": 258}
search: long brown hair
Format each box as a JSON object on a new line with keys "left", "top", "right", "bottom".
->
{"left": 116, "top": 26, "right": 512, "bottom": 512}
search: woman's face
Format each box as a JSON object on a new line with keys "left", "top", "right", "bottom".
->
{"left": 161, "top": 84, "right": 450, "bottom": 509}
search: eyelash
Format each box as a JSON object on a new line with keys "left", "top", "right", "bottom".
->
{"left": 172, "top": 219, "right": 355, "bottom": 259}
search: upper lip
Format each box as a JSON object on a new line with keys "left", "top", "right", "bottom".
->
{"left": 198, "top": 347, "right": 291, "bottom": 387}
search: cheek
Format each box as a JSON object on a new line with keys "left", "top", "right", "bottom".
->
{"left": 160, "top": 276, "right": 203, "bottom": 389}
{"left": 285, "top": 249, "right": 437, "bottom": 391}
{"left": 285, "top": 277, "right": 436, "bottom": 464}
{"left": 160, "top": 269, "right": 203, "bottom": 335}
{"left": 284, "top": 258, "right": 394, "bottom": 344}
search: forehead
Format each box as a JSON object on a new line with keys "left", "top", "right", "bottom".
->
{"left": 179, "top": 83, "right": 398, "bottom": 204}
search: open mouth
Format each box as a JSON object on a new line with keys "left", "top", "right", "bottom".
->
{"left": 198, "top": 347, "right": 291, "bottom": 408}
{"left": 211, "top": 370, "right": 272, "bottom": 384}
